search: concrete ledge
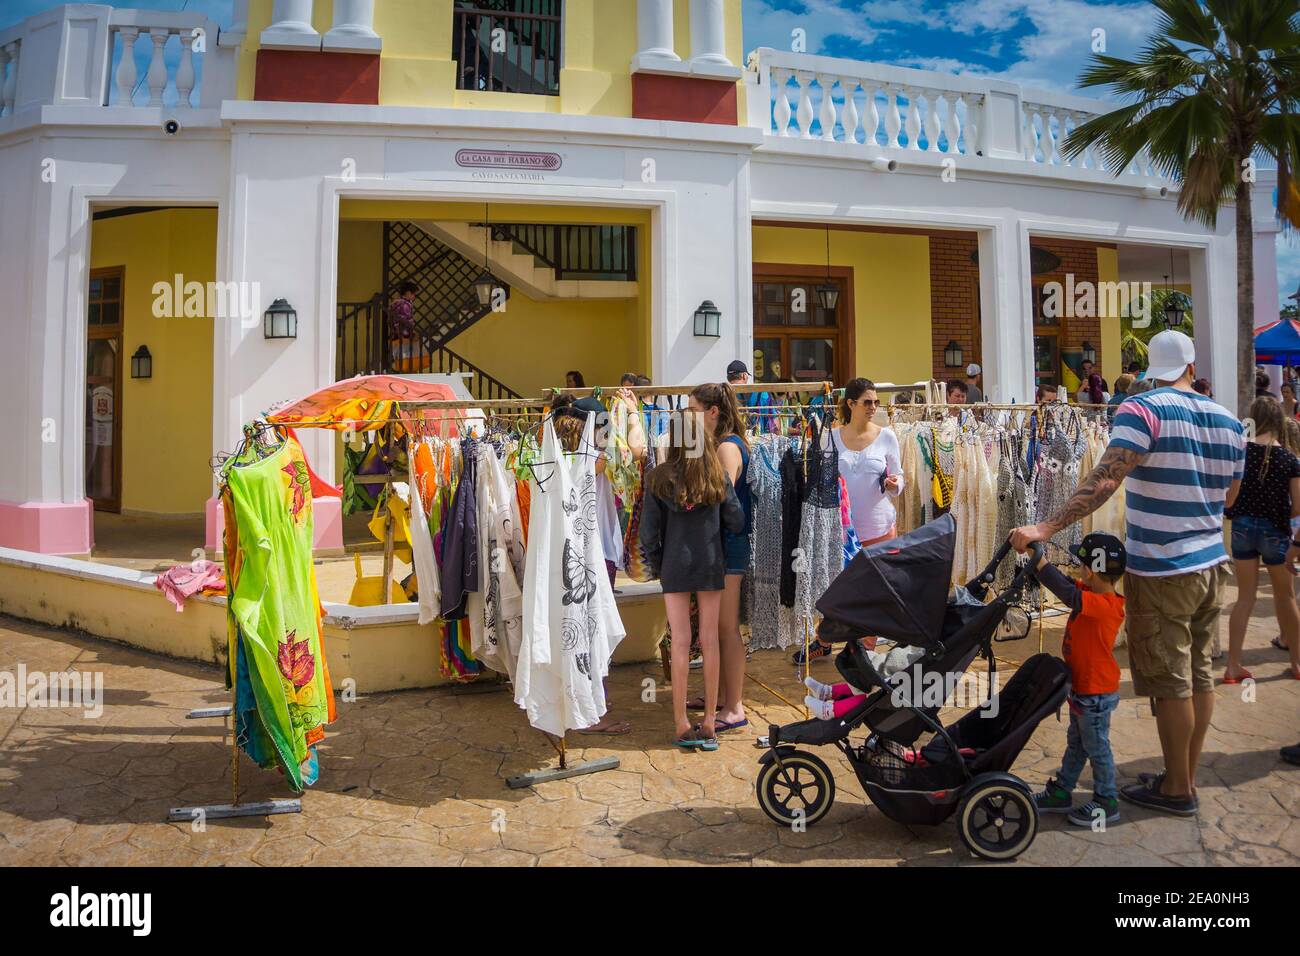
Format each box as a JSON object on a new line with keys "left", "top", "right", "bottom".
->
{"left": 0, "top": 548, "right": 666, "bottom": 693}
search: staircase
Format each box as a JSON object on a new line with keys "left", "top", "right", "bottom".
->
{"left": 335, "top": 221, "right": 521, "bottom": 398}
{"left": 413, "top": 221, "right": 638, "bottom": 301}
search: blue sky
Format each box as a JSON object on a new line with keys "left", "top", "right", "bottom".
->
{"left": 7, "top": 0, "right": 1297, "bottom": 307}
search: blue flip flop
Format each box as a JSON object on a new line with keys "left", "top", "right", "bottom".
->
{"left": 713, "top": 717, "right": 750, "bottom": 733}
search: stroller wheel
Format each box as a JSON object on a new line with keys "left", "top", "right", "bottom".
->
{"left": 957, "top": 780, "right": 1038, "bottom": 861}
{"left": 756, "top": 749, "right": 836, "bottom": 828}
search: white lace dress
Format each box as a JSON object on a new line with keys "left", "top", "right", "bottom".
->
{"left": 515, "top": 416, "right": 626, "bottom": 736}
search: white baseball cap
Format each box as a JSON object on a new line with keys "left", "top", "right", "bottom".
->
{"left": 966, "top": 363, "right": 982, "bottom": 376}
{"left": 1146, "top": 329, "right": 1195, "bottom": 383}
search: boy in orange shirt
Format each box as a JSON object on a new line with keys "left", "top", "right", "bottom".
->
{"left": 1033, "top": 533, "right": 1127, "bottom": 826}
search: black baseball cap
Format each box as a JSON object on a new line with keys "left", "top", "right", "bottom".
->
{"left": 1073, "top": 533, "right": 1126, "bottom": 576}
{"left": 726, "top": 360, "right": 749, "bottom": 379}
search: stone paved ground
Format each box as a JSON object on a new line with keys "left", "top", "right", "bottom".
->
{"left": 0, "top": 580, "right": 1296, "bottom": 867}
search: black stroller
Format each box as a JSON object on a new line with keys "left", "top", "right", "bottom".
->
{"left": 755, "top": 514, "right": 1070, "bottom": 861}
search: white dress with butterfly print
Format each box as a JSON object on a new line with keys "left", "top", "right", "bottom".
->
{"left": 515, "top": 415, "right": 626, "bottom": 736}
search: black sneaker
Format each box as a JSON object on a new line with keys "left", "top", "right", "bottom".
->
{"left": 1137, "top": 770, "right": 1166, "bottom": 790}
{"left": 1119, "top": 781, "right": 1198, "bottom": 817}
{"left": 791, "top": 641, "right": 833, "bottom": 665}
{"left": 1068, "top": 794, "right": 1120, "bottom": 827}
{"left": 1033, "top": 778, "right": 1073, "bottom": 813}
{"left": 1282, "top": 743, "right": 1300, "bottom": 766}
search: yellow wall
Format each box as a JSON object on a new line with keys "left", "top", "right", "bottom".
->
{"left": 90, "top": 209, "right": 217, "bottom": 515}
{"left": 1096, "top": 247, "right": 1121, "bottom": 386}
{"left": 242, "top": 0, "right": 745, "bottom": 118}
{"left": 751, "top": 225, "right": 934, "bottom": 385}
{"left": 336, "top": 204, "right": 650, "bottom": 398}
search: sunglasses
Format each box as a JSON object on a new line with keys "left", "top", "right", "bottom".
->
{"left": 857, "top": 398, "right": 880, "bottom": 408}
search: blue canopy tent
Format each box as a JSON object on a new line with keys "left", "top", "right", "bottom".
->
{"left": 1254, "top": 319, "right": 1300, "bottom": 365}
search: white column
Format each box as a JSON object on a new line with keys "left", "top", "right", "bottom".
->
{"left": 324, "top": 0, "right": 381, "bottom": 53}
{"left": 977, "top": 225, "right": 1035, "bottom": 405}
{"left": 689, "top": 0, "right": 730, "bottom": 66}
{"left": 631, "top": 0, "right": 680, "bottom": 72}
{"left": 114, "top": 28, "right": 138, "bottom": 106}
{"left": 260, "top": 0, "right": 320, "bottom": 51}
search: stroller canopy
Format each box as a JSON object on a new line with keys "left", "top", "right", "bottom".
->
{"left": 816, "top": 514, "right": 956, "bottom": 646}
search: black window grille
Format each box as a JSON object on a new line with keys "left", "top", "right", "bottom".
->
{"left": 453, "top": 0, "right": 563, "bottom": 96}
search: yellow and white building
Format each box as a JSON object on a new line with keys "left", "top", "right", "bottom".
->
{"left": 0, "top": 0, "right": 1275, "bottom": 556}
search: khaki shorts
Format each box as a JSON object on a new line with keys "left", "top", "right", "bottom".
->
{"left": 1124, "top": 564, "right": 1228, "bottom": 699}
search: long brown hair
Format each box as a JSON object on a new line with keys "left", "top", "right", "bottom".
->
{"left": 691, "top": 382, "right": 749, "bottom": 451}
{"left": 1284, "top": 417, "right": 1300, "bottom": 457}
{"left": 644, "top": 411, "right": 729, "bottom": 508}
{"left": 1248, "top": 396, "right": 1286, "bottom": 480}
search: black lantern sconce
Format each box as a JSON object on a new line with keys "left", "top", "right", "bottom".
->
{"left": 693, "top": 300, "right": 721, "bottom": 338}
{"left": 1081, "top": 341, "right": 1097, "bottom": 364}
{"left": 264, "top": 298, "right": 298, "bottom": 340}
{"left": 1163, "top": 293, "right": 1187, "bottom": 330}
{"left": 944, "top": 340, "right": 963, "bottom": 368}
{"left": 130, "top": 345, "right": 153, "bottom": 379}
{"left": 816, "top": 225, "right": 840, "bottom": 311}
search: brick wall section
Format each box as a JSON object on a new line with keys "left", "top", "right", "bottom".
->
{"left": 929, "top": 233, "right": 981, "bottom": 382}
{"left": 928, "top": 235, "right": 1117, "bottom": 383}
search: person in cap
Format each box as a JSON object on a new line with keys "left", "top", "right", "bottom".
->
{"left": 965, "top": 363, "right": 984, "bottom": 403}
{"left": 728, "top": 360, "right": 773, "bottom": 433}
{"left": 1012, "top": 329, "right": 1246, "bottom": 818}
{"left": 1033, "top": 532, "right": 1127, "bottom": 827}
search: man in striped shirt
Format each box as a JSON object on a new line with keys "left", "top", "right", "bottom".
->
{"left": 1013, "top": 330, "right": 1246, "bottom": 818}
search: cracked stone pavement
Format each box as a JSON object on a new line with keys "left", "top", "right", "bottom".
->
{"left": 0, "top": 581, "right": 1296, "bottom": 867}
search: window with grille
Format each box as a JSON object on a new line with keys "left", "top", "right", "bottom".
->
{"left": 453, "top": 1, "right": 563, "bottom": 96}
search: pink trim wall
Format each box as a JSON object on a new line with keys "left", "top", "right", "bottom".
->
{"left": 0, "top": 498, "right": 95, "bottom": 555}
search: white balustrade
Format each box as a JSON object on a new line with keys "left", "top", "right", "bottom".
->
{"left": 107, "top": 12, "right": 221, "bottom": 109}
{"left": 750, "top": 47, "right": 1171, "bottom": 181}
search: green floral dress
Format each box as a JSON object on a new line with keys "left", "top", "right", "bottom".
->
{"left": 223, "top": 438, "right": 335, "bottom": 792}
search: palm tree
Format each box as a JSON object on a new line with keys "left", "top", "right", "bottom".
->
{"left": 1063, "top": 0, "right": 1300, "bottom": 413}
{"left": 1121, "top": 287, "right": 1195, "bottom": 365}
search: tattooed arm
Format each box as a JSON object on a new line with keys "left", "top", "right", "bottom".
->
{"left": 1009, "top": 445, "right": 1145, "bottom": 552}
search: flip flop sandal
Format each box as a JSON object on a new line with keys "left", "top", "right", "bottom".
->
{"left": 672, "top": 730, "right": 706, "bottom": 750}
{"left": 1221, "top": 669, "right": 1254, "bottom": 684}
{"left": 1272, "top": 636, "right": 1290, "bottom": 651}
{"left": 692, "top": 729, "right": 720, "bottom": 752}
{"left": 576, "top": 720, "right": 632, "bottom": 736}
{"left": 686, "top": 697, "right": 716, "bottom": 712}
{"left": 712, "top": 717, "right": 750, "bottom": 733}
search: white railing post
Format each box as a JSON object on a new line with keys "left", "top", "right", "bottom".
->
{"left": 863, "top": 82, "right": 879, "bottom": 147}
{"left": 904, "top": 88, "right": 921, "bottom": 150}
{"left": 925, "top": 93, "right": 940, "bottom": 152}
{"left": 818, "top": 74, "right": 837, "bottom": 141}
{"left": 115, "top": 27, "right": 139, "bottom": 107}
{"left": 841, "top": 78, "right": 860, "bottom": 145}
{"left": 146, "top": 28, "right": 168, "bottom": 107}
{"left": 794, "top": 71, "right": 814, "bottom": 138}
{"left": 324, "top": 0, "right": 381, "bottom": 53}
{"left": 772, "top": 68, "right": 792, "bottom": 136}
{"left": 176, "top": 31, "right": 196, "bottom": 108}
{"left": 261, "top": 0, "right": 321, "bottom": 50}
{"left": 884, "top": 86, "right": 901, "bottom": 148}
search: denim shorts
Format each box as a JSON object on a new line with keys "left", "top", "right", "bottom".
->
{"left": 1230, "top": 514, "right": 1290, "bottom": 565}
{"left": 723, "top": 532, "right": 752, "bottom": 575}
